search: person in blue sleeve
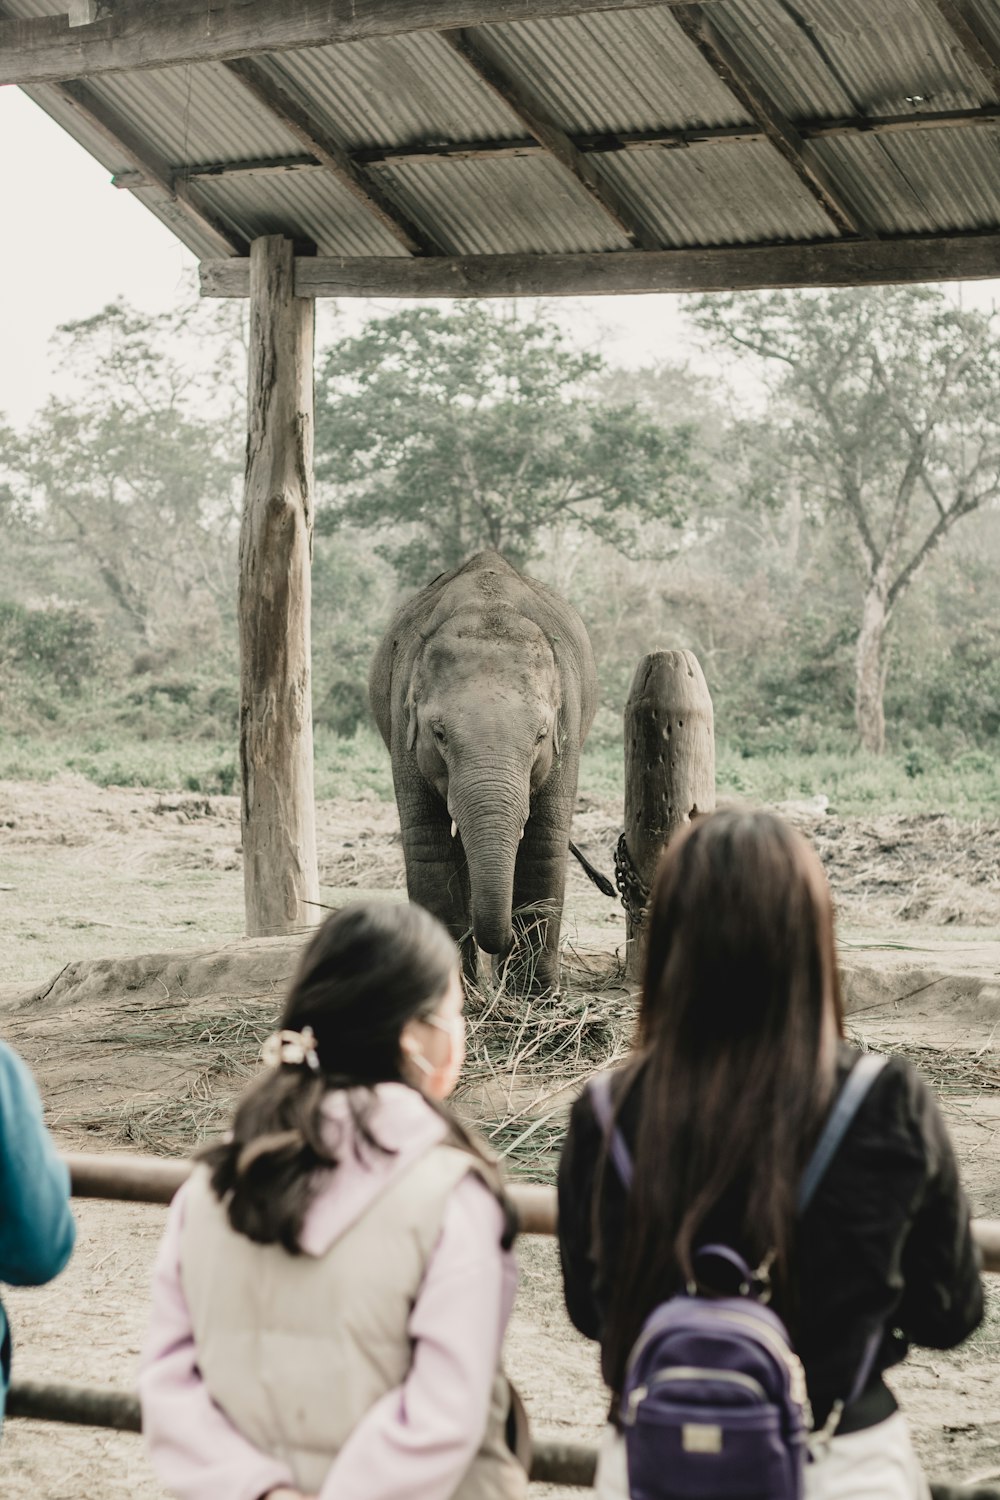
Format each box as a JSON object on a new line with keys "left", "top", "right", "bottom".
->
{"left": 0, "top": 1037, "right": 76, "bottom": 1429}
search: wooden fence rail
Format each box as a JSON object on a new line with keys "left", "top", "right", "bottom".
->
{"left": 64, "top": 1152, "right": 1000, "bottom": 1271}
{"left": 5, "top": 1153, "right": 998, "bottom": 1497}
{"left": 6, "top": 1377, "right": 998, "bottom": 1498}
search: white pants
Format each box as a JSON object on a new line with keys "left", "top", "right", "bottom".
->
{"left": 594, "top": 1413, "right": 930, "bottom": 1500}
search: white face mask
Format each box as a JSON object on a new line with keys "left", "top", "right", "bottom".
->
{"left": 402, "top": 979, "right": 466, "bottom": 1100}
{"left": 408, "top": 1014, "right": 464, "bottom": 1099}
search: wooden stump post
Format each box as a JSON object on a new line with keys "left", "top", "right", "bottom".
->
{"left": 623, "top": 650, "right": 715, "bottom": 979}
{"left": 239, "top": 234, "right": 319, "bottom": 937}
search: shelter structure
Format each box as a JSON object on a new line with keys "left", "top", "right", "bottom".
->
{"left": 5, "top": 0, "right": 1000, "bottom": 934}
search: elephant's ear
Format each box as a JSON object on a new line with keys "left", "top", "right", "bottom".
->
{"left": 405, "top": 682, "right": 418, "bottom": 751}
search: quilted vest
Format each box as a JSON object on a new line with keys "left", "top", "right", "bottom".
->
{"left": 179, "top": 1146, "right": 524, "bottom": 1500}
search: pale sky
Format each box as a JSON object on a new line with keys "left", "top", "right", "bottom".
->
{"left": 1, "top": 86, "right": 998, "bottom": 430}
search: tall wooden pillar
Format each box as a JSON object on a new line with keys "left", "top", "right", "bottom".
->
{"left": 239, "top": 235, "right": 319, "bottom": 937}
{"left": 623, "top": 650, "right": 715, "bottom": 979}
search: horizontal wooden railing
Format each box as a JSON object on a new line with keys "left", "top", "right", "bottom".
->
{"left": 4, "top": 1153, "right": 997, "bottom": 1497}
{"left": 64, "top": 1151, "right": 1000, "bottom": 1270}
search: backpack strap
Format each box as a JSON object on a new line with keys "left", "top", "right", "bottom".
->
{"left": 591, "top": 1052, "right": 887, "bottom": 1208}
{"left": 797, "top": 1052, "right": 887, "bottom": 1214}
{"left": 588, "top": 1072, "right": 634, "bottom": 1190}
{"left": 798, "top": 1051, "right": 888, "bottom": 1445}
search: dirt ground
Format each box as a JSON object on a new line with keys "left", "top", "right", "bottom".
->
{"left": 1, "top": 776, "right": 999, "bottom": 1498}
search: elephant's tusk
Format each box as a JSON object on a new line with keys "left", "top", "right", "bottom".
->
{"left": 451, "top": 820, "right": 458, "bottom": 839}
{"left": 519, "top": 827, "right": 524, "bottom": 841}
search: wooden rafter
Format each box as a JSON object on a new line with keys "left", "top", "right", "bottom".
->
{"left": 0, "top": 0, "right": 247, "bottom": 255}
{"left": 671, "top": 3, "right": 868, "bottom": 238}
{"left": 0, "top": 0, "right": 723, "bottom": 88}
{"left": 224, "top": 58, "right": 434, "bottom": 256}
{"left": 111, "top": 101, "right": 1000, "bottom": 192}
{"left": 38, "top": 79, "right": 248, "bottom": 256}
{"left": 200, "top": 232, "right": 1000, "bottom": 299}
{"left": 115, "top": 153, "right": 322, "bottom": 189}
{"left": 357, "top": 102, "right": 1000, "bottom": 160}
{"left": 440, "top": 28, "right": 660, "bottom": 251}
{"left": 926, "top": 0, "right": 1000, "bottom": 101}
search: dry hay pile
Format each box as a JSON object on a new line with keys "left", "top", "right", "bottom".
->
{"left": 2, "top": 926, "right": 634, "bottom": 1173}
{"left": 459, "top": 944, "right": 636, "bottom": 1180}
{"left": 30, "top": 999, "right": 280, "bottom": 1156}
{"left": 848, "top": 1025, "right": 1000, "bottom": 1098}
{"left": 800, "top": 813, "right": 1000, "bottom": 927}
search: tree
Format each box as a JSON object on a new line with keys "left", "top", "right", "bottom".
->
{"left": 694, "top": 287, "right": 1000, "bottom": 752}
{"left": 314, "top": 302, "right": 698, "bottom": 584}
{"left": 10, "top": 300, "right": 244, "bottom": 654}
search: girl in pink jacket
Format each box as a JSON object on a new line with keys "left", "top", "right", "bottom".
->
{"left": 139, "top": 902, "right": 526, "bottom": 1500}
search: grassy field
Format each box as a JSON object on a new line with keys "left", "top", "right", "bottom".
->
{"left": 0, "top": 724, "right": 996, "bottom": 816}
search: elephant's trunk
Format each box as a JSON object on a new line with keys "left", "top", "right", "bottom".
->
{"left": 450, "top": 761, "right": 529, "bottom": 957}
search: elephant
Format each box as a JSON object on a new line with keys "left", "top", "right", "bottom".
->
{"left": 369, "top": 551, "right": 598, "bottom": 994}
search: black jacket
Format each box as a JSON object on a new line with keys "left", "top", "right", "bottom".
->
{"left": 557, "top": 1043, "right": 983, "bottom": 1432}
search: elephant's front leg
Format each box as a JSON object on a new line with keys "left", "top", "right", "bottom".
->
{"left": 509, "top": 781, "right": 575, "bottom": 995}
{"left": 396, "top": 786, "right": 476, "bottom": 984}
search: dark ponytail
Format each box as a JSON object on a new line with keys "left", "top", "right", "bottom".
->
{"left": 200, "top": 902, "right": 511, "bottom": 1251}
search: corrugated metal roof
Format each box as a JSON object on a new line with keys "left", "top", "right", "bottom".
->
{"left": 199, "top": 168, "right": 409, "bottom": 257}
{"left": 713, "top": 0, "right": 992, "bottom": 119}
{"left": 477, "top": 9, "right": 753, "bottom": 132}
{"left": 277, "top": 34, "right": 523, "bottom": 149}
{"left": 602, "top": 137, "right": 835, "bottom": 245}
{"left": 5, "top": 0, "right": 1000, "bottom": 275}
{"left": 376, "top": 155, "right": 631, "bottom": 254}
{"left": 815, "top": 124, "right": 1000, "bottom": 235}
{"left": 88, "top": 61, "right": 301, "bottom": 164}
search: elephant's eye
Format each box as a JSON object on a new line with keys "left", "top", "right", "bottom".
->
{"left": 432, "top": 724, "right": 447, "bottom": 746}
{"left": 536, "top": 725, "right": 549, "bottom": 743}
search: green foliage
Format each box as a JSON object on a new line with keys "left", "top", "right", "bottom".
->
{"left": 310, "top": 531, "right": 397, "bottom": 736}
{"left": 712, "top": 742, "right": 1000, "bottom": 819}
{"left": 5, "top": 722, "right": 994, "bottom": 819}
{"left": 692, "top": 287, "right": 1000, "bottom": 751}
{"left": 315, "top": 303, "right": 697, "bottom": 583}
{"left": 7, "top": 300, "right": 242, "bottom": 652}
{"left": 316, "top": 677, "right": 370, "bottom": 738}
{"left": 0, "top": 599, "right": 104, "bottom": 692}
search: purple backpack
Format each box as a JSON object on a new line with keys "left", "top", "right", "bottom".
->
{"left": 590, "top": 1053, "right": 886, "bottom": 1500}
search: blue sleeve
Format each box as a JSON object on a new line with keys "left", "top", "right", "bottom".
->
{"left": 0, "top": 1041, "right": 76, "bottom": 1286}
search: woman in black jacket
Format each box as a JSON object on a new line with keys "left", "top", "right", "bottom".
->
{"left": 558, "top": 809, "right": 982, "bottom": 1499}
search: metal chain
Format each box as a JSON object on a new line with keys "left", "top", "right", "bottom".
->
{"left": 613, "top": 831, "right": 649, "bottom": 927}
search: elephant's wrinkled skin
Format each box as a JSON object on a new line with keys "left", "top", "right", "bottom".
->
{"left": 370, "top": 552, "right": 598, "bottom": 994}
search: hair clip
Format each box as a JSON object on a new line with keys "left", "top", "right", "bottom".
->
{"left": 261, "top": 1025, "right": 321, "bottom": 1072}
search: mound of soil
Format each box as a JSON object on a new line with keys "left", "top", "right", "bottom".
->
{"left": 9, "top": 936, "right": 303, "bottom": 1017}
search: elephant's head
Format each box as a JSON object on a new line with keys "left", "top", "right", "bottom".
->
{"left": 406, "top": 608, "right": 562, "bottom": 956}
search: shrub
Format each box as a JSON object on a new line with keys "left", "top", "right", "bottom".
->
{"left": 0, "top": 600, "right": 104, "bottom": 693}
{"left": 315, "top": 677, "right": 371, "bottom": 738}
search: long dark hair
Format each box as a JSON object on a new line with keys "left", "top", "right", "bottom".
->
{"left": 201, "top": 901, "right": 507, "bottom": 1252}
{"left": 602, "top": 810, "right": 843, "bottom": 1393}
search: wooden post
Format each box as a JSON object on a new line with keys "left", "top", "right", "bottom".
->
{"left": 240, "top": 234, "right": 319, "bottom": 937}
{"left": 623, "top": 650, "right": 715, "bottom": 979}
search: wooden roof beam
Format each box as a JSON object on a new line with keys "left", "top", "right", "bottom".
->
{"left": 440, "top": 28, "right": 661, "bottom": 251}
{"left": 200, "top": 233, "right": 1000, "bottom": 299}
{"left": 0, "top": 0, "right": 725, "bottom": 88}
{"left": 0, "top": 0, "right": 247, "bottom": 255}
{"left": 41, "top": 79, "right": 248, "bottom": 256}
{"left": 926, "top": 0, "right": 1000, "bottom": 101}
{"left": 113, "top": 102, "right": 1000, "bottom": 191}
{"left": 671, "top": 4, "right": 868, "bottom": 238}
{"left": 114, "top": 153, "right": 323, "bottom": 189}
{"left": 356, "top": 102, "right": 1000, "bottom": 161}
{"left": 224, "top": 58, "right": 434, "bottom": 256}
